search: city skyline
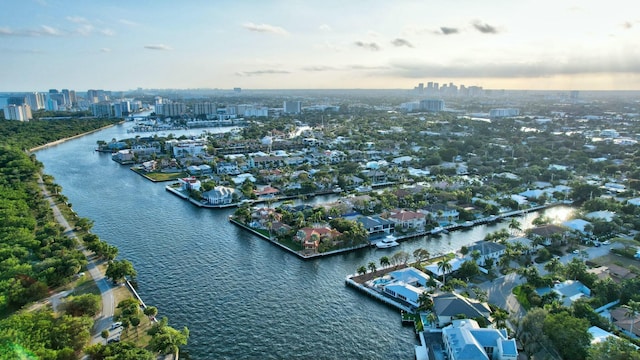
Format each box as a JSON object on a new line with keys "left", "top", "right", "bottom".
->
{"left": 2, "top": 0, "right": 640, "bottom": 91}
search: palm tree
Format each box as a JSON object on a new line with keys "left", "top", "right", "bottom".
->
{"left": 357, "top": 265, "right": 367, "bottom": 276}
{"left": 544, "top": 257, "right": 563, "bottom": 274}
{"left": 493, "top": 309, "right": 509, "bottom": 330}
{"left": 427, "top": 312, "right": 438, "bottom": 328}
{"left": 437, "top": 259, "right": 453, "bottom": 286}
{"left": 379, "top": 256, "right": 390, "bottom": 268}
{"left": 417, "top": 292, "right": 433, "bottom": 311}
{"left": 368, "top": 261, "right": 377, "bottom": 274}
{"left": 624, "top": 300, "right": 640, "bottom": 336}
{"left": 508, "top": 218, "right": 521, "bottom": 236}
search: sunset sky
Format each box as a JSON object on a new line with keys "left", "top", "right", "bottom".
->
{"left": 2, "top": 0, "right": 639, "bottom": 91}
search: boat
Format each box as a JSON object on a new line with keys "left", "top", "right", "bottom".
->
{"left": 430, "top": 226, "right": 444, "bottom": 235}
{"left": 462, "top": 221, "right": 474, "bottom": 227}
{"left": 376, "top": 236, "right": 399, "bottom": 249}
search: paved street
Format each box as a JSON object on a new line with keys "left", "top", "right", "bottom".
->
{"left": 38, "top": 176, "right": 116, "bottom": 344}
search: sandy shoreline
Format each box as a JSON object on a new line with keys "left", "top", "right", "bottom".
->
{"left": 29, "top": 122, "right": 122, "bottom": 153}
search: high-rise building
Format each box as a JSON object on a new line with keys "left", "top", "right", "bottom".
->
{"left": 283, "top": 101, "right": 301, "bottom": 114}
{"left": 91, "top": 103, "right": 113, "bottom": 117}
{"left": 61, "top": 89, "right": 76, "bottom": 106}
{"left": 3, "top": 104, "right": 32, "bottom": 121}
{"left": 26, "top": 92, "right": 46, "bottom": 110}
{"left": 157, "top": 102, "right": 186, "bottom": 117}
{"left": 489, "top": 108, "right": 520, "bottom": 118}
{"left": 48, "top": 93, "right": 67, "bottom": 107}
{"left": 194, "top": 102, "right": 217, "bottom": 116}
{"left": 419, "top": 99, "right": 445, "bottom": 112}
{"left": 45, "top": 98, "right": 59, "bottom": 111}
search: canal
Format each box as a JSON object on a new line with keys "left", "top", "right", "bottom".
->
{"left": 35, "top": 122, "right": 573, "bottom": 359}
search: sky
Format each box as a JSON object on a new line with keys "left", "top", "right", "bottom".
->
{"left": 1, "top": 0, "right": 640, "bottom": 91}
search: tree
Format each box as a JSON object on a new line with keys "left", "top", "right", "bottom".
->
{"left": 144, "top": 306, "right": 158, "bottom": 320}
{"left": 437, "top": 259, "right": 452, "bottom": 286}
{"left": 367, "top": 261, "right": 377, "bottom": 274}
{"left": 588, "top": 336, "right": 640, "bottom": 360}
{"left": 492, "top": 309, "right": 509, "bottom": 330}
{"left": 412, "top": 248, "right": 430, "bottom": 264}
{"left": 148, "top": 320, "right": 189, "bottom": 355}
{"left": 106, "top": 259, "right": 137, "bottom": 284}
{"left": 130, "top": 316, "right": 141, "bottom": 337}
{"left": 564, "top": 257, "right": 587, "bottom": 281}
{"left": 470, "top": 250, "right": 481, "bottom": 263}
{"left": 379, "top": 256, "right": 390, "bottom": 268}
{"left": 544, "top": 257, "right": 563, "bottom": 274}
{"left": 508, "top": 218, "right": 521, "bottom": 235}
{"left": 623, "top": 300, "right": 640, "bottom": 336}
{"left": 517, "top": 308, "right": 553, "bottom": 358}
{"left": 417, "top": 292, "right": 433, "bottom": 311}
{"left": 64, "top": 293, "right": 101, "bottom": 317}
{"left": 543, "top": 311, "right": 591, "bottom": 360}
{"left": 357, "top": 265, "right": 367, "bottom": 276}
{"left": 459, "top": 260, "right": 480, "bottom": 280}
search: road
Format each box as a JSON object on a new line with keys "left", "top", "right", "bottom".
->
{"left": 38, "top": 176, "right": 116, "bottom": 344}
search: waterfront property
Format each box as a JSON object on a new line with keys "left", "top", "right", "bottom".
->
{"left": 442, "top": 319, "right": 518, "bottom": 360}
{"left": 431, "top": 292, "right": 492, "bottom": 328}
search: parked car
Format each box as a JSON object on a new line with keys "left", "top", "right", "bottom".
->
{"left": 107, "top": 336, "right": 120, "bottom": 344}
{"left": 109, "top": 322, "right": 122, "bottom": 330}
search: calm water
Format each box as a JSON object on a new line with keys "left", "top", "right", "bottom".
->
{"left": 35, "top": 123, "right": 573, "bottom": 359}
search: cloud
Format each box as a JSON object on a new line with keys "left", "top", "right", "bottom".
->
{"left": 319, "top": 24, "right": 331, "bottom": 32}
{"left": 348, "top": 64, "right": 390, "bottom": 70}
{"left": 391, "top": 38, "right": 413, "bottom": 48}
{"left": 354, "top": 41, "right": 380, "bottom": 51}
{"left": 472, "top": 21, "right": 498, "bottom": 34}
{"left": 100, "top": 47, "right": 111, "bottom": 53}
{"left": 66, "top": 16, "right": 89, "bottom": 24}
{"left": 100, "top": 28, "right": 115, "bottom": 36}
{"left": 235, "top": 69, "right": 291, "bottom": 76}
{"left": 242, "top": 22, "right": 288, "bottom": 35}
{"left": 385, "top": 55, "right": 640, "bottom": 78}
{"left": 302, "top": 65, "right": 337, "bottom": 72}
{"left": 75, "top": 24, "right": 94, "bottom": 36}
{"left": 144, "top": 44, "right": 172, "bottom": 50}
{"left": 119, "top": 19, "right": 139, "bottom": 26}
{"left": 436, "top": 27, "right": 459, "bottom": 35}
{"left": 0, "top": 25, "right": 65, "bottom": 37}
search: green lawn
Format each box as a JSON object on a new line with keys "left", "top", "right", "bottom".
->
{"left": 136, "top": 170, "right": 187, "bottom": 182}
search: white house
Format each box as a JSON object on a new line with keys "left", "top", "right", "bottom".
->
{"left": 178, "top": 177, "right": 201, "bottom": 192}
{"left": 202, "top": 186, "right": 236, "bottom": 205}
{"left": 465, "top": 241, "right": 506, "bottom": 266}
{"left": 442, "top": 319, "right": 518, "bottom": 360}
{"left": 382, "top": 283, "right": 424, "bottom": 308}
{"left": 387, "top": 267, "right": 431, "bottom": 287}
{"left": 388, "top": 210, "right": 426, "bottom": 230}
{"left": 172, "top": 140, "right": 206, "bottom": 158}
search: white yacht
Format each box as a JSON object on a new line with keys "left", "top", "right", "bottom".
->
{"left": 376, "top": 236, "right": 399, "bottom": 249}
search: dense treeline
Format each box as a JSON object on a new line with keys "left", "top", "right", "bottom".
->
{"left": 0, "top": 120, "right": 188, "bottom": 359}
{"left": 0, "top": 148, "right": 87, "bottom": 312}
{"left": 0, "top": 118, "right": 119, "bottom": 150}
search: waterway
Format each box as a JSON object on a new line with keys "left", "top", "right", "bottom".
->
{"left": 35, "top": 122, "right": 574, "bottom": 359}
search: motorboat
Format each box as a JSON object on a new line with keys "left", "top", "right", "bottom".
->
{"left": 376, "top": 236, "right": 399, "bottom": 249}
{"left": 462, "top": 221, "right": 474, "bottom": 227}
{"left": 430, "top": 226, "right": 444, "bottom": 235}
